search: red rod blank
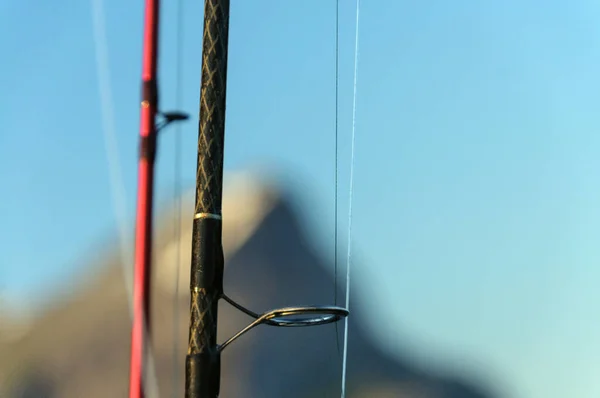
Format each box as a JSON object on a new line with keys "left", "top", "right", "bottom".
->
{"left": 129, "top": 1, "right": 160, "bottom": 397}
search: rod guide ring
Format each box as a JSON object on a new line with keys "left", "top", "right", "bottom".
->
{"left": 217, "top": 295, "right": 349, "bottom": 352}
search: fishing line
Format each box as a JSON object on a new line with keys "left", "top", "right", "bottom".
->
{"left": 334, "top": 0, "right": 341, "bottom": 357}
{"left": 89, "top": 1, "right": 159, "bottom": 396}
{"left": 340, "top": 0, "right": 360, "bottom": 396}
{"left": 171, "top": 0, "right": 185, "bottom": 395}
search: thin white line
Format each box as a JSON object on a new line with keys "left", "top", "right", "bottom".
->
{"left": 341, "top": 0, "right": 360, "bottom": 396}
{"left": 89, "top": 1, "right": 159, "bottom": 397}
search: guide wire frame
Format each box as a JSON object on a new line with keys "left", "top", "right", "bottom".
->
{"left": 219, "top": 293, "right": 349, "bottom": 352}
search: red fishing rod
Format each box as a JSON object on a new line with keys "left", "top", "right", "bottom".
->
{"left": 129, "top": 1, "right": 188, "bottom": 396}
{"left": 128, "top": 0, "right": 160, "bottom": 396}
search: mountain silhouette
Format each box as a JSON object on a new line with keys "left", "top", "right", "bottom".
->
{"left": 0, "top": 172, "right": 499, "bottom": 398}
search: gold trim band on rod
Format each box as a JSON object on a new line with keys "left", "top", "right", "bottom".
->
{"left": 194, "top": 212, "right": 222, "bottom": 220}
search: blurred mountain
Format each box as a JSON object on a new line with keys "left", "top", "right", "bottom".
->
{"left": 0, "top": 172, "right": 498, "bottom": 398}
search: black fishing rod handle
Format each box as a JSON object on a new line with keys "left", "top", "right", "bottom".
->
{"left": 187, "top": 1, "right": 231, "bottom": 397}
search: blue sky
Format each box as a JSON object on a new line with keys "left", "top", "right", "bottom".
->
{"left": 2, "top": 0, "right": 600, "bottom": 397}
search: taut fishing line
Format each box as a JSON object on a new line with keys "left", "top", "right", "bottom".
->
{"left": 334, "top": 0, "right": 341, "bottom": 356}
{"left": 340, "top": 0, "right": 360, "bottom": 396}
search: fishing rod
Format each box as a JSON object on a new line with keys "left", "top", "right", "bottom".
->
{"left": 185, "top": 0, "right": 349, "bottom": 397}
{"left": 129, "top": 0, "right": 188, "bottom": 397}
{"left": 126, "top": 0, "right": 349, "bottom": 396}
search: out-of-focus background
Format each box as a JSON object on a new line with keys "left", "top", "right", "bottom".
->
{"left": 2, "top": 1, "right": 600, "bottom": 397}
